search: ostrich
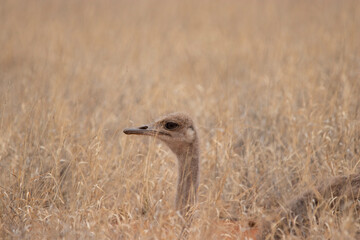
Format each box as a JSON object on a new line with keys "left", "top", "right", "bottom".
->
{"left": 124, "top": 112, "right": 200, "bottom": 216}
{"left": 123, "top": 112, "right": 360, "bottom": 239}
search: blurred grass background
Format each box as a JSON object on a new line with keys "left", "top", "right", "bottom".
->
{"left": 0, "top": 0, "right": 359, "bottom": 239}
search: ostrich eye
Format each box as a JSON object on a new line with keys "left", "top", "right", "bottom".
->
{"left": 165, "top": 122, "right": 179, "bottom": 130}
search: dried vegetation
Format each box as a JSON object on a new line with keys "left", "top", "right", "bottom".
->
{"left": 0, "top": 0, "right": 359, "bottom": 239}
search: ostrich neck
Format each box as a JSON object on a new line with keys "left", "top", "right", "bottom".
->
{"left": 171, "top": 140, "right": 200, "bottom": 215}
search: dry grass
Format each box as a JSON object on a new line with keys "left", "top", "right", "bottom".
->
{"left": 1, "top": 0, "right": 360, "bottom": 239}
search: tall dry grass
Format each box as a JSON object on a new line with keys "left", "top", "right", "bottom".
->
{"left": 0, "top": 0, "right": 359, "bottom": 239}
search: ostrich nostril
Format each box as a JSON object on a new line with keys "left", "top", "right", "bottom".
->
{"left": 139, "top": 126, "right": 148, "bottom": 129}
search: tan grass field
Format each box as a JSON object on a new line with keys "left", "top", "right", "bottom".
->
{"left": 1, "top": 0, "right": 360, "bottom": 239}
